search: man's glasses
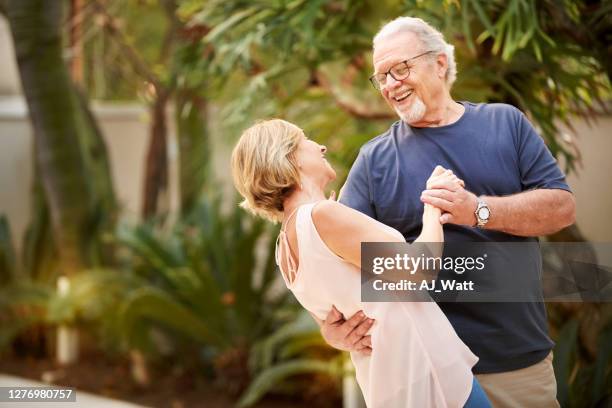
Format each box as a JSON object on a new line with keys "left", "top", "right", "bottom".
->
{"left": 369, "top": 51, "right": 435, "bottom": 90}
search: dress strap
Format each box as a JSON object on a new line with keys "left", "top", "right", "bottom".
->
{"left": 281, "top": 206, "right": 300, "bottom": 233}
{"left": 275, "top": 206, "right": 301, "bottom": 285}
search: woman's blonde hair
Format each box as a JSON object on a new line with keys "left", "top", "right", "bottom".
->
{"left": 231, "top": 119, "right": 303, "bottom": 223}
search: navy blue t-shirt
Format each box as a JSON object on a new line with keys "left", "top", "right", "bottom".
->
{"left": 340, "top": 102, "right": 571, "bottom": 373}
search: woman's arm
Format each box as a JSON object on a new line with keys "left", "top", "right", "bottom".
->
{"left": 313, "top": 167, "right": 458, "bottom": 269}
{"left": 312, "top": 200, "right": 404, "bottom": 269}
{"left": 313, "top": 200, "right": 444, "bottom": 275}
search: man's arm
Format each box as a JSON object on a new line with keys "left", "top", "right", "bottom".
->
{"left": 311, "top": 308, "right": 374, "bottom": 356}
{"left": 318, "top": 148, "right": 376, "bottom": 356}
{"left": 420, "top": 187, "right": 575, "bottom": 236}
{"left": 422, "top": 106, "right": 575, "bottom": 236}
{"left": 483, "top": 189, "right": 575, "bottom": 236}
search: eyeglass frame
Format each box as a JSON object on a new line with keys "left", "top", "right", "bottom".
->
{"left": 369, "top": 50, "right": 436, "bottom": 90}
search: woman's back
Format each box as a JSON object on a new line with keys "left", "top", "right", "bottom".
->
{"left": 276, "top": 202, "right": 478, "bottom": 408}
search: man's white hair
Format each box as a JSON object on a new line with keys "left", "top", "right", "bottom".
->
{"left": 373, "top": 17, "right": 457, "bottom": 88}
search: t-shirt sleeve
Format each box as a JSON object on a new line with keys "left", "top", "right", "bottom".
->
{"left": 515, "top": 110, "right": 572, "bottom": 192}
{"left": 338, "top": 149, "right": 377, "bottom": 218}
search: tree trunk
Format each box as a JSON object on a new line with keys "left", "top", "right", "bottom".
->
{"left": 142, "top": 87, "right": 170, "bottom": 218}
{"left": 6, "top": 0, "right": 115, "bottom": 275}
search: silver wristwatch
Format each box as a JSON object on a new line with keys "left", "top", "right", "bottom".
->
{"left": 474, "top": 198, "right": 490, "bottom": 228}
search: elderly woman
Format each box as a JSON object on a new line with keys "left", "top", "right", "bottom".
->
{"left": 231, "top": 119, "right": 491, "bottom": 408}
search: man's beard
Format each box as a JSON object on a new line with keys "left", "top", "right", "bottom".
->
{"left": 395, "top": 95, "right": 426, "bottom": 124}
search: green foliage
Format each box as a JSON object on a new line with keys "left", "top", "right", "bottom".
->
{"left": 82, "top": 1, "right": 173, "bottom": 100}
{"left": 239, "top": 310, "right": 343, "bottom": 406}
{"left": 0, "top": 269, "right": 134, "bottom": 351}
{"left": 553, "top": 318, "right": 612, "bottom": 408}
{"left": 113, "top": 194, "right": 293, "bottom": 358}
{"left": 180, "top": 0, "right": 610, "bottom": 175}
{"left": 119, "top": 287, "right": 227, "bottom": 350}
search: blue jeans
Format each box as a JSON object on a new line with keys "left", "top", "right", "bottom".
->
{"left": 464, "top": 377, "right": 492, "bottom": 408}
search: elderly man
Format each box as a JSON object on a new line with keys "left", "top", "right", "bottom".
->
{"left": 319, "top": 16, "right": 575, "bottom": 407}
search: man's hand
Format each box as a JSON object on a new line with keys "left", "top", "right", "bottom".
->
{"left": 420, "top": 181, "right": 478, "bottom": 225}
{"left": 320, "top": 306, "right": 374, "bottom": 355}
{"left": 422, "top": 166, "right": 474, "bottom": 225}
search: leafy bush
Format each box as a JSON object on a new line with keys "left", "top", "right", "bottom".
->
{"left": 112, "top": 195, "right": 298, "bottom": 388}
{"left": 239, "top": 310, "right": 344, "bottom": 407}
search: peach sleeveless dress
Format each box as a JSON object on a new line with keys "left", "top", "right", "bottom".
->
{"left": 275, "top": 202, "right": 478, "bottom": 408}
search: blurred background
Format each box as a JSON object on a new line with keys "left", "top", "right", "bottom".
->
{"left": 0, "top": 1, "right": 610, "bottom": 407}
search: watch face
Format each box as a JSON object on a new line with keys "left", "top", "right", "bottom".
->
{"left": 478, "top": 207, "right": 490, "bottom": 220}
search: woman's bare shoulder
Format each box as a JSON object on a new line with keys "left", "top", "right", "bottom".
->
{"left": 311, "top": 200, "right": 379, "bottom": 241}
{"left": 312, "top": 200, "right": 367, "bottom": 227}
{"left": 312, "top": 200, "right": 403, "bottom": 244}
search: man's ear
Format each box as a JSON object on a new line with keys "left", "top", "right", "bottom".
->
{"left": 436, "top": 53, "right": 448, "bottom": 80}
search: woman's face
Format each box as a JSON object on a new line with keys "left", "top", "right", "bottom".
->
{"left": 295, "top": 132, "right": 336, "bottom": 186}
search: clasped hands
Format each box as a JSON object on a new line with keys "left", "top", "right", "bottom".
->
{"left": 320, "top": 165, "right": 479, "bottom": 355}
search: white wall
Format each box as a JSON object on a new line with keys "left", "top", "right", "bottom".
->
{"left": 0, "top": 16, "right": 21, "bottom": 95}
{"left": 0, "top": 97, "right": 152, "bottom": 252}
{"left": 565, "top": 116, "right": 612, "bottom": 241}
{"left": 89, "top": 103, "right": 151, "bottom": 220}
{"left": 0, "top": 97, "right": 32, "bottom": 250}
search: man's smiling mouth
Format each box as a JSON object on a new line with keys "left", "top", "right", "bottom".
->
{"left": 393, "top": 90, "right": 413, "bottom": 102}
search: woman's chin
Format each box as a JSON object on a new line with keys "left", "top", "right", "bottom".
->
{"left": 327, "top": 168, "right": 337, "bottom": 182}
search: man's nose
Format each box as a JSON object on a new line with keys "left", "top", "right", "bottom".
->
{"left": 384, "top": 74, "right": 402, "bottom": 91}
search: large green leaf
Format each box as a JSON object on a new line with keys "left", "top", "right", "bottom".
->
{"left": 590, "top": 323, "right": 612, "bottom": 406}
{"left": 553, "top": 319, "right": 579, "bottom": 407}
{"left": 238, "top": 358, "right": 342, "bottom": 407}
{"left": 119, "top": 287, "right": 228, "bottom": 349}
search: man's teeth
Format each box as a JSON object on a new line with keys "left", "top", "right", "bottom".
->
{"left": 394, "top": 90, "right": 413, "bottom": 102}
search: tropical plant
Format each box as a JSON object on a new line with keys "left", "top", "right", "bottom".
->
{"left": 113, "top": 194, "right": 295, "bottom": 392}
{"left": 239, "top": 310, "right": 344, "bottom": 407}
{"left": 542, "top": 230, "right": 612, "bottom": 407}
{"left": 548, "top": 303, "right": 612, "bottom": 408}
{"left": 180, "top": 0, "right": 610, "bottom": 177}
{"left": 0, "top": 269, "right": 134, "bottom": 353}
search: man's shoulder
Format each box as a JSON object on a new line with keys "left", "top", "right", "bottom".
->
{"left": 359, "top": 120, "right": 403, "bottom": 157}
{"left": 467, "top": 101, "right": 523, "bottom": 119}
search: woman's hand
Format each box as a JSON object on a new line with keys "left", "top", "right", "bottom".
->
{"left": 423, "top": 166, "right": 466, "bottom": 223}
{"left": 426, "top": 166, "right": 465, "bottom": 191}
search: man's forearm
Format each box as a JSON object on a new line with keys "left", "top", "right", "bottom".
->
{"left": 484, "top": 189, "right": 575, "bottom": 236}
